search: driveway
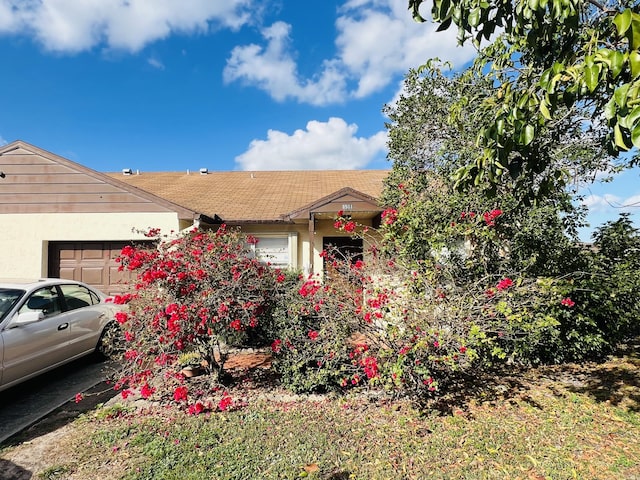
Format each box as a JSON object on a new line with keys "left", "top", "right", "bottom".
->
{"left": 0, "top": 357, "right": 118, "bottom": 445}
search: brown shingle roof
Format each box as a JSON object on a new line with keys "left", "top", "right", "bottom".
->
{"left": 107, "top": 170, "right": 389, "bottom": 222}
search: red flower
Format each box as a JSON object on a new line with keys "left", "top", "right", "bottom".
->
{"left": 496, "top": 277, "right": 513, "bottom": 291}
{"left": 188, "top": 401, "right": 206, "bottom": 415}
{"left": 271, "top": 339, "right": 282, "bottom": 353}
{"left": 218, "top": 393, "right": 233, "bottom": 411}
{"left": 308, "top": 330, "right": 319, "bottom": 341}
{"left": 140, "top": 383, "right": 155, "bottom": 399}
{"left": 173, "top": 386, "right": 188, "bottom": 402}
{"left": 483, "top": 209, "right": 503, "bottom": 227}
{"left": 74, "top": 393, "right": 83, "bottom": 403}
{"left": 115, "top": 311, "right": 129, "bottom": 324}
{"left": 120, "top": 389, "right": 133, "bottom": 399}
{"left": 459, "top": 346, "right": 467, "bottom": 354}
{"left": 561, "top": 297, "right": 575, "bottom": 308}
{"left": 344, "top": 221, "right": 356, "bottom": 233}
{"left": 381, "top": 208, "right": 398, "bottom": 225}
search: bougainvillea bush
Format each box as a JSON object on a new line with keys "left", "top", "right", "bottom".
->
{"left": 109, "top": 226, "right": 281, "bottom": 411}
{"left": 270, "top": 205, "right": 640, "bottom": 400}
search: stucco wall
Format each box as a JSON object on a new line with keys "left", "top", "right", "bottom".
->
{"left": 1, "top": 212, "right": 184, "bottom": 278}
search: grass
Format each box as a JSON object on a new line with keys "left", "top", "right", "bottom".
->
{"left": 3, "top": 349, "right": 640, "bottom": 480}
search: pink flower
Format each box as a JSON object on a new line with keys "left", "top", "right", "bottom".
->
{"left": 561, "top": 297, "right": 575, "bottom": 308}
{"left": 74, "top": 393, "right": 83, "bottom": 404}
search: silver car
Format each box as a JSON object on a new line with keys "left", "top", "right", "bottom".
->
{"left": 0, "top": 278, "right": 119, "bottom": 392}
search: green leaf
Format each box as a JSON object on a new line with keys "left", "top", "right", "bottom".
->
{"left": 468, "top": 7, "right": 481, "bottom": 27}
{"left": 614, "top": 84, "right": 630, "bottom": 109}
{"left": 539, "top": 67, "right": 552, "bottom": 90}
{"left": 436, "top": 17, "right": 453, "bottom": 32}
{"left": 517, "top": 93, "right": 530, "bottom": 109}
{"left": 614, "top": 123, "right": 631, "bottom": 151}
{"left": 630, "top": 51, "right": 640, "bottom": 79}
{"left": 539, "top": 99, "right": 552, "bottom": 120}
{"left": 630, "top": 14, "right": 640, "bottom": 50}
{"left": 584, "top": 64, "right": 600, "bottom": 93}
{"left": 604, "top": 97, "right": 617, "bottom": 120}
{"left": 625, "top": 105, "right": 640, "bottom": 129}
{"left": 609, "top": 51, "right": 626, "bottom": 79}
{"left": 632, "top": 123, "right": 640, "bottom": 148}
{"left": 613, "top": 9, "right": 632, "bottom": 36}
{"left": 520, "top": 124, "right": 535, "bottom": 146}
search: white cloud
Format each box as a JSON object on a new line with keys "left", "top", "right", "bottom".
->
{"left": 224, "top": 22, "right": 348, "bottom": 106}
{"left": 0, "top": 0, "right": 251, "bottom": 53}
{"left": 147, "top": 57, "right": 165, "bottom": 70}
{"left": 620, "top": 194, "right": 640, "bottom": 211}
{"left": 581, "top": 194, "right": 623, "bottom": 213}
{"left": 224, "top": 0, "right": 477, "bottom": 104}
{"left": 581, "top": 193, "right": 640, "bottom": 213}
{"left": 235, "top": 117, "right": 388, "bottom": 170}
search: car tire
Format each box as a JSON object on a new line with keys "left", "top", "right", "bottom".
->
{"left": 94, "top": 321, "right": 124, "bottom": 361}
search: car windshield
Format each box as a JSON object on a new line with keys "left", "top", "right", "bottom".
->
{"left": 0, "top": 288, "right": 25, "bottom": 322}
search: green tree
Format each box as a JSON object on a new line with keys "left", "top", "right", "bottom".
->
{"left": 408, "top": 0, "right": 639, "bottom": 198}
{"left": 382, "top": 64, "right": 594, "bottom": 277}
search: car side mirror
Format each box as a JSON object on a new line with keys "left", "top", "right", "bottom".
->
{"left": 9, "top": 311, "right": 45, "bottom": 327}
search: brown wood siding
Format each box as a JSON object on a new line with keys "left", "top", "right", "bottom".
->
{"left": 0, "top": 203, "right": 171, "bottom": 214}
{"left": 0, "top": 150, "right": 175, "bottom": 214}
{"left": 48, "top": 241, "right": 146, "bottom": 295}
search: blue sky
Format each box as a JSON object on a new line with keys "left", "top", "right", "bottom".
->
{"left": 0, "top": 0, "right": 637, "bottom": 240}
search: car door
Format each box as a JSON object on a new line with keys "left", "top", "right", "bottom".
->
{"left": 58, "top": 283, "right": 110, "bottom": 355}
{"left": 0, "top": 286, "right": 69, "bottom": 387}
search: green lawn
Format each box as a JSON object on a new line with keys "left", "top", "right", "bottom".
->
{"left": 4, "top": 351, "right": 640, "bottom": 480}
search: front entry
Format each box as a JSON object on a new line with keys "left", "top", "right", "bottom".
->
{"left": 322, "top": 236, "right": 363, "bottom": 277}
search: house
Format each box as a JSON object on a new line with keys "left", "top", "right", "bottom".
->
{"left": 0, "top": 140, "right": 388, "bottom": 293}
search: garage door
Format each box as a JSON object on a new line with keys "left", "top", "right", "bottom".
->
{"left": 48, "top": 241, "right": 143, "bottom": 295}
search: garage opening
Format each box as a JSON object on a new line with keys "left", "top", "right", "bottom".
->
{"left": 48, "top": 241, "right": 146, "bottom": 295}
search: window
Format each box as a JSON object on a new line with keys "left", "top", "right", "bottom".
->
{"left": 19, "top": 287, "right": 62, "bottom": 317}
{"left": 60, "top": 284, "right": 99, "bottom": 311}
{"left": 247, "top": 234, "right": 297, "bottom": 269}
{"left": 0, "top": 288, "right": 23, "bottom": 322}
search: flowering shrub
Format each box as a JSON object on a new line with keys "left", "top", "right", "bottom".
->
{"left": 270, "top": 205, "right": 639, "bottom": 399}
{"left": 108, "top": 225, "right": 280, "bottom": 410}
